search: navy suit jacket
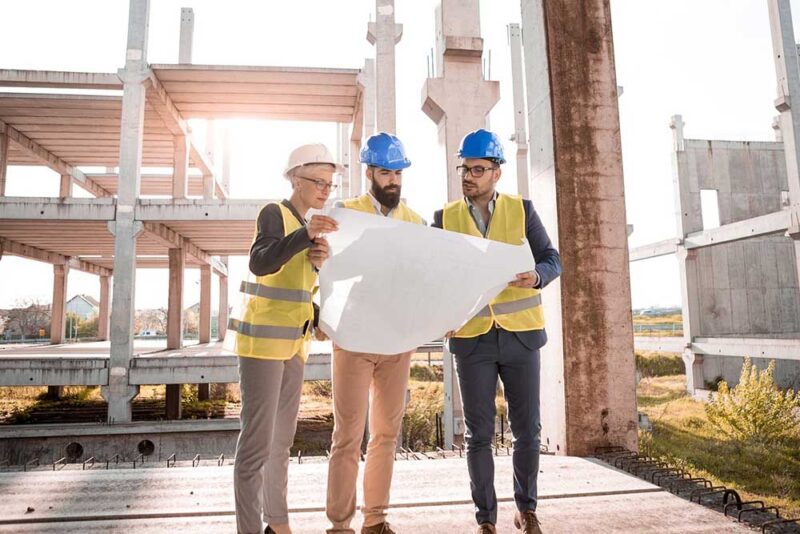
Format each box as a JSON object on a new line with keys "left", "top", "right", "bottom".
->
{"left": 432, "top": 198, "right": 562, "bottom": 356}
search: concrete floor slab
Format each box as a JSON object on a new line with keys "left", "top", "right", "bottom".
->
{"left": 0, "top": 455, "right": 755, "bottom": 533}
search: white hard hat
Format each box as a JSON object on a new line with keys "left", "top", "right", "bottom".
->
{"left": 283, "top": 143, "right": 344, "bottom": 179}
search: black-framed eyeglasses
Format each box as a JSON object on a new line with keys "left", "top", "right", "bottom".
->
{"left": 457, "top": 164, "right": 498, "bottom": 178}
{"left": 296, "top": 175, "right": 339, "bottom": 191}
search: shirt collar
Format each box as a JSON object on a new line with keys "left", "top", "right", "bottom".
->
{"left": 465, "top": 191, "right": 499, "bottom": 212}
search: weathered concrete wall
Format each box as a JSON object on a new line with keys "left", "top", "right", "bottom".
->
{"left": 676, "top": 139, "right": 800, "bottom": 388}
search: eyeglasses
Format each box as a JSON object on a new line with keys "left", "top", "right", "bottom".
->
{"left": 457, "top": 164, "right": 498, "bottom": 178}
{"left": 296, "top": 175, "right": 339, "bottom": 192}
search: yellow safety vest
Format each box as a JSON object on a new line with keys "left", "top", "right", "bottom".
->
{"left": 231, "top": 203, "right": 316, "bottom": 360}
{"left": 443, "top": 193, "right": 545, "bottom": 337}
{"left": 342, "top": 193, "right": 425, "bottom": 225}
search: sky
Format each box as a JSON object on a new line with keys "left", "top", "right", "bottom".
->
{"left": 0, "top": 0, "right": 790, "bottom": 313}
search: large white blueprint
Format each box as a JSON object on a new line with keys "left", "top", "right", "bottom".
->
{"left": 318, "top": 208, "right": 534, "bottom": 355}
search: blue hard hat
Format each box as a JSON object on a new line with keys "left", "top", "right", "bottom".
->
{"left": 457, "top": 129, "right": 506, "bottom": 164}
{"left": 359, "top": 132, "right": 411, "bottom": 170}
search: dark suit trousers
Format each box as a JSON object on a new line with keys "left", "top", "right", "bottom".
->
{"left": 451, "top": 326, "right": 542, "bottom": 526}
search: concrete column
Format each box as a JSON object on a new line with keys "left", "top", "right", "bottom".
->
{"left": 349, "top": 137, "right": 361, "bottom": 199}
{"left": 166, "top": 247, "right": 185, "bottom": 419}
{"left": 0, "top": 125, "right": 9, "bottom": 196}
{"left": 203, "top": 119, "right": 216, "bottom": 199}
{"left": 669, "top": 115, "right": 704, "bottom": 393}
{"left": 422, "top": 0, "right": 500, "bottom": 200}
{"left": 103, "top": 0, "right": 149, "bottom": 424}
{"left": 221, "top": 127, "right": 231, "bottom": 197}
{"left": 508, "top": 23, "right": 530, "bottom": 199}
{"left": 337, "top": 123, "right": 351, "bottom": 197}
{"left": 442, "top": 344, "right": 463, "bottom": 449}
{"left": 178, "top": 7, "right": 194, "bottom": 64}
{"left": 767, "top": 0, "right": 800, "bottom": 282}
{"left": 199, "top": 265, "right": 211, "bottom": 343}
{"left": 59, "top": 174, "right": 72, "bottom": 199}
{"left": 167, "top": 247, "right": 185, "bottom": 350}
{"left": 172, "top": 135, "right": 189, "bottom": 199}
{"left": 367, "top": 0, "right": 403, "bottom": 133}
{"left": 98, "top": 275, "right": 111, "bottom": 341}
{"left": 50, "top": 263, "right": 69, "bottom": 344}
{"left": 773, "top": 116, "right": 783, "bottom": 142}
{"left": 520, "top": 0, "right": 637, "bottom": 455}
{"left": 217, "top": 261, "right": 229, "bottom": 342}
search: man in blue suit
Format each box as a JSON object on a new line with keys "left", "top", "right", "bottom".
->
{"left": 432, "top": 129, "right": 561, "bottom": 534}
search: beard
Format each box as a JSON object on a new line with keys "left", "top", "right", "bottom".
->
{"left": 371, "top": 180, "right": 401, "bottom": 210}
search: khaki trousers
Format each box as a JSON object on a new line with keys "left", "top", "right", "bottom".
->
{"left": 234, "top": 355, "right": 304, "bottom": 534}
{"left": 326, "top": 347, "right": 413, "bottom": 532}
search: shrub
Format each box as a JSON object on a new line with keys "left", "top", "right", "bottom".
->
{"left": 635, "top": 352, "right": 684, "bottom": 377}
{"left": 705, "top": 358, "right": 800, "bottom": 444}
{"left": 402, "top": 383, "right": 443, "bottom": 450}
{"left": 409, "top": 364, "right": 443, "bottom": 382}
{"left": 307, "top": 380, "right": 332, "bottom": 398}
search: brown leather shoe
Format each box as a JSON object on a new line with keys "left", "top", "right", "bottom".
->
{"left": 514, "top": 510, "right": 542, "bottom": 533}
{"left": 361, "top": 522, "right": 395, "bottom": 534}
{"left": 477, "top": 523, "right": 496, "bottom": 534}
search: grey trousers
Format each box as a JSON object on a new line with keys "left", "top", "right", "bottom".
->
{"left": 234, "top": 355, "right": 305, "bottom": 534}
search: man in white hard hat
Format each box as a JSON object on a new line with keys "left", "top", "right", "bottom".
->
{"left": 326, "top": 133, "right": 424, "bottom": 534}
{"left": 231, "top": 143, "right": 341, "bottom": 534}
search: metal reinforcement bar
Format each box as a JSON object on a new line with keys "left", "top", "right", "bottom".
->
{"left": 594, "top": 446, "right": 800, "bottom": 533}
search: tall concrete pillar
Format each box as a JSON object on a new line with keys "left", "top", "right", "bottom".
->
{"left": 767, "top": 0, "right": 800, "bottom": 279}
{"left": 178, "top": 7, "right": 194, "bottom": 64}
{"left": 217, "top": 264, "right": 228, "bottom": 342}
{"left": 421, "top": 0, "right": 500, "bottom": 200}
{"left": 203, "top": 119, "right": 216, "bottom": 199}
{"left": 349, "top": 135, "right": 362, "bottom": 199}
{"left": 367, "top": 0, "right": 402, "bottom": 133}
{"left": 337, "top": 123, "right": 351, "bottom": 197}
{"left": 669, "top": 116, "right": 704, "bottom": 392}
{"left": 356, "top": 59, "right": 375, "bottom": 197}
{"left": 520, "top": 0, "right": 637, "bottom": 455}
{"left": 172, "top": 135, "right": 189, "bottom": 199}
{"left": 103, "top": 0, "right": 149, "bottom": 424}
{"left": 508, "top": 23, "right": 529, "bottom": 199}
{"left": 50, "top": 263, "right": 69, "bottom": 344}
{"left": 98, "top": 274, "right": 111, "bottom": 341}
{"left": 0, "top": 123, "right": 8, "bottom": 196}
{"left": 199, "top": 265, "right": 212, "bottom": 344}
{"left": 165, "top": 247, "right": 185, "bottom": 419}
{"left": 773, "top": 116, "right": 783, "bottom": 142}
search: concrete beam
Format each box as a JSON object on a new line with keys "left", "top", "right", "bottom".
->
{"left": 683, "top": 209, "right": 793, "bottom": 249}
{"left": 0, "top": 357, "right": 108, "bottom": 386}
{"left": 0, "top": 237, "right": 112, "bottom": 276}
{"left": 692, "top": 337, "right": 800, "bottom": 360}
{"left": 98, "top": 275, "right": 111, "bottom": 341}
{"left": 0, "top": 69, "right": 121, "bottom": 90}
{"left": 0, "top": 197, "right": 116, "bottom": 220}
{"left": 136, "top": 199, "right": 276, "bottom": 220}
{"left": 140, "top": 221, "right": 226, "bottom": 276}
{"left": 521, "top": 0, "right": 637, "bottom": 455}
{"left": 50, "top": 263, "right": 68, "bottom": 345}
{"left": 628, "top": 239, "right": 681, "bottom": 262}
{"left": 0, "top": 120, "right": 112, "bottom": 198}
{"left": 633, "top": 336, "right": 685, "bottom": 354}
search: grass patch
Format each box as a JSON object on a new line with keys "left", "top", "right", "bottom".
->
{"left": 638, "top": 375, "right": 800, "bottom": 518}
{"left": 636, "top": 351, "right": 684, "bottom": 377}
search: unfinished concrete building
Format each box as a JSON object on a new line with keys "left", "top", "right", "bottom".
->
{"left": 632, "top": 0, "right": 800, "bottom": 394}
{"left": 0, "top": 0, "right": 641, "bottom": 465}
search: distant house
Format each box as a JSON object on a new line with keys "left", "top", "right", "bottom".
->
{"left": 66, "top": 294, "right": 100, "bottom": 320}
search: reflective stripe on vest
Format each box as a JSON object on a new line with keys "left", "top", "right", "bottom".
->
{"left": 475, "top": 294, "right": 542, "bottom": 318}
{"left": 233, "top": 202, "right": 316, "bottom": 360}
{"left": 341, "top": 194, "right": 424, "bottom": 225}
{"left": 442, "top": 193, "right": 545, "bottom": 337}
{"left": 239, "top": 281, "right": 312, "bottom": 303}
{"left": 228, "top": 319, "right": 306, "bottom": 341}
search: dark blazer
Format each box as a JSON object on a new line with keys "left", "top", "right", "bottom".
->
{"left": 432, "top": 197, "right": 562, "bottom": 356}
